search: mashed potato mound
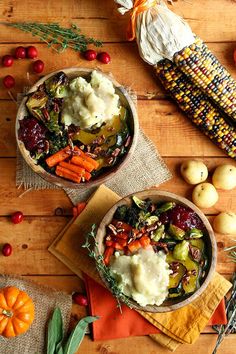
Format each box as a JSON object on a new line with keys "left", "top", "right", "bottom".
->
{"left": 110, "top": 248, "right": 171, "bottom": 307}
{"left": 61, "top": 70, "right": 120, "bottom": 129}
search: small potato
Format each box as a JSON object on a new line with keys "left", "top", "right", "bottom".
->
{"left": 212, "top": 164, "right": 236, "bottom": 190}
{"left": 192, "top": 183, "right": 218, "bottom": 208}
{"left": 180, "top": 160, "right": 208, "bottom": 185}
{"left": 213, "top": 212, "right": 236, "bottom": 235}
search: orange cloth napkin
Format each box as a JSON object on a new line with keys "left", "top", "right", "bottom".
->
{"left": 48, "top": 185, "right": 232, "bottom": 351}
{"left": 84, "top": 274, "right": 226, "bottom": 341}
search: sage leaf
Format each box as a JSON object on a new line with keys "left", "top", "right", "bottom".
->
{"left": 64, "top": 316, "right": 99, "bottom": 354}
{"left": 56, "top": 346, "right": 64, "bottom": 354}
{"left": 47, "top": 307, "right": 64, "bottom": 354}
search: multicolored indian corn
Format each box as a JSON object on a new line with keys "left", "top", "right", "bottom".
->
{"left": 156, "top": 59, "right": 236, "bottom": 159}
{"left": 174, "top": 37, "right": 236, "bottom": 122}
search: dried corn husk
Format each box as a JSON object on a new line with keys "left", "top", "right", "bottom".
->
{"left": 115, "top": 0, "right": 194, "bottom": 64}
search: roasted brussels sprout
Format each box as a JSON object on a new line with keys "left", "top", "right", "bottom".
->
{"left": 26, "top": 91, "right": 48, "bottom": 121}
{"left": 185, "top": 228, "right": 203, "bottom": 239}
{"left": 44, "top": 71, "right": 69, "bottom": 98}
{"left": 168, "top": 224, "right": 185, "bottom": 240}
{"left": 173, "top": 240, "right": 189, "bottom": 261}
{"left": 151, "top": 225, "right": 165, "bottom": 242}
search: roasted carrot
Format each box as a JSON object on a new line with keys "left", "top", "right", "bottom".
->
{"left": 59, "top": 161, "right": 85, "bottom": 175}
{"left": 73, "top": 146, "right": 99, "bottom": 170}
{"left": 139, "top": 235, "right": 151, "bottom": 248}
{"left": 84, "top": 171, "right": 92, "bottom": 181}
{"left": 55, "top": 165, "right": 81, "bottom": 183}
{"left": 113, "top": 242, "right": 124, "bottom": 250}
{"left": 127, "top": 240, "right": 141, "bottom": 253}
{"left": 106, "top": 240, "right": 113, "bottom": 247}
{"left": 71, "top": 156, "right": 95, "bottom": 173}
{"left": 103, "top": 247, "right": 114, "bottom": 266}
{"left": 46, "top": 146, "right": 70, "bottom": 168}
{"left": 116, "top": 239, "right": 127, "bottom": 248}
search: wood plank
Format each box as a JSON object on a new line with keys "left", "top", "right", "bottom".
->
{"left": 0, "top": 158, "right": 72, "bottom": 215}
{"left": 79, "top": 332, "right": 236, "bottom": 354}
{"left": 0, "top": 157, "right": 235, "bottom": 215}
{"left": 0, "top": 209, "right": 235, "bottom": 275}
{"left": 0, "top": 42, "right": 236, "bottom": 100}
{"left": 0, "top": 0, "right": 236, "bottom": 42}
{"left": 0, "top": 216, "right": 73, "bottom": 275}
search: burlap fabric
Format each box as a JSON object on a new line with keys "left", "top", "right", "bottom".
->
{"left": 16, "top": 129, "right": 172, "bottom": 205}
{"left": 0, "top": 275, "right": 71, "bottom": 354}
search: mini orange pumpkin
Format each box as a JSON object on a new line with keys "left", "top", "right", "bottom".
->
{"left": 0, "top": 286, "right": 35, "bottom": 338}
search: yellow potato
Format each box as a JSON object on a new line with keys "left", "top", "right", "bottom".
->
{"left": 180, "top": 160, "right": 208, "bottom": 185}
{"left": 192, "top": 183, "right": 218, "bottom": 208}
{"left": 213, "top": 212, "right": 236, "bottom": 235}
{"left": 212, "top": 164, "right": 236, "bottom": 190}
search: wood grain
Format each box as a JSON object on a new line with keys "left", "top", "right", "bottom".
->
{"left": 0, "top": 157, "right": 235, "bottom": 215}
{"left": 0, "top": 0, "right": 236, "bottom": 352}
{"left": 0, "top": 42, "right": 236, "bottom": 100}
{"left": 0, "top": 0, "right": 236, "bottom": 42}
{"left": 79, "top": 333, "right": 236, "bottom": 354}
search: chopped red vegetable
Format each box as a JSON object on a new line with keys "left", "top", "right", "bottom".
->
{"left": 127, "top": 240, "right": 142, "bottom": 253}
{"left": 139, "top": 235, "right": 151, "bottom": 248}
{"left": 103, "top": 247, "right": 114, "bottom": 266}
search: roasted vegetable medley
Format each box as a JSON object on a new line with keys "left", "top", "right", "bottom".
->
{"left": 103, "top": 196, "right": 209, "bottom": 301}
{"left": 18, "top": 71, "right": 132, "bottom": 183}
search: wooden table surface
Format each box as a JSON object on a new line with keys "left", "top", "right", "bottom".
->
{"left": 0, "top": 0, "right": 236, "bottom": 353}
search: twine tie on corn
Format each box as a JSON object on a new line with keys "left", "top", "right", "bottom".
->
{"left": 127, "top": 0, "right": 156, "bottom": 41}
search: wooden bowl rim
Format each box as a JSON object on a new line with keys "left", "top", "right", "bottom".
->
{"left": 96, "top": 189, "right": 217, "bottom": 313}
{"left": 16, "top": 67, "right": 139, "bottom": 189}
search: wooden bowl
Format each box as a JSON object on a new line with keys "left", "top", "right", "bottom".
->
{"left": 16, "top": 68, "right": 139, "bottom": 189}
{"left": 96, "top": 190, "right": 217, "bottom": 313}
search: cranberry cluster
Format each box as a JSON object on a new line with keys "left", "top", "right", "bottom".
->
{"left": 83, "top": 50, "right": 111, "bottom": 64}
{"left": 159, "top": 204, "right": 205, "bottom": 231}
{"left": 2, "top": 45, "right": 44, "bottom": 89}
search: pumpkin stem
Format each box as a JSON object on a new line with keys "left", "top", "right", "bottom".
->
{"left": 2, "top": 309, "right": 13, "bottom": 318}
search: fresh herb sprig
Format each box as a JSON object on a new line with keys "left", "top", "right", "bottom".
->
{"left": 224, "top": 241, "right": 236, "bottom": 263}
{"left": 46, "top": 307, "right": 98, "bottom": 354}
{"left": 212, "top": 272, "right": 236, "bottom": 353}
{"left": 3, "top": 22, "right": 102, "bottom": 53}
{"left": 82, "top": 224, "right": 133, "bottom": 312}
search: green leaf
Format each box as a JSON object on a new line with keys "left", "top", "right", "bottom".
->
{"left": 47, "top": 307, "right": 64, "bottom": 354}
{"left": 63, "top": 316, "right": 99, "bottom": 354}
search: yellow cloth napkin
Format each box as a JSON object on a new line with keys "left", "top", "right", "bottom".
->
{"left": 49, "top": 185, "right": 232, "bottom": 351}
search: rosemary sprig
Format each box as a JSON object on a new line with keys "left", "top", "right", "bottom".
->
{"left": 82, "top": 224, "right": 133, "bottom": 312}
{"left": 212, "top": 272, "right": 236, "bottom": 353}
{"left": 3, "top": 22, "right": 102, "bottom": 53}
{"left": 224, "top": 241, "right": 236, "bottom": 263}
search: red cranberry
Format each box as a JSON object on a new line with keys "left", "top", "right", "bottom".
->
{"left": 72, "top": 292, "right": 88, "bottom": 306}
{"left": 15, "top": 46, "right": 26, "bottom": 59}
{"left": 2, "top": 243, "right": 12, "bottom": 257}
{"left": 26, "top": 46, "right": 38, "bottom": 59}
{"left": 3, "top": 75, "right": 15, "bottom": 89}
{"left": 18, "top": 116, "right": 48, "bottom": 152}
{"left": 2, "top": 55, "right": 14, "bottom": 67}
{"left": 167, "top": 205, "right": 205, "bottom": 231}
{"left": 11, "top": 211, "right": 24, "bottom": 224}
{"left": 32, "top": 60, "right": 44, "bottom": 73}
{"left": 84, "top": 49, "right": 97, "bottom": 61}
{"left": 97, "top": 52, "right": 111, "bottom": 64}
